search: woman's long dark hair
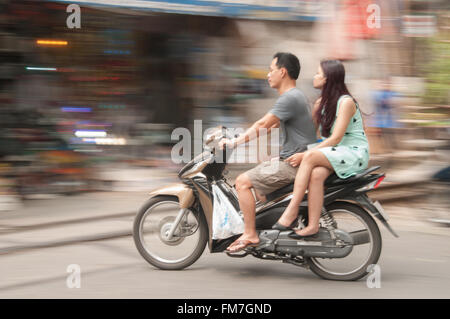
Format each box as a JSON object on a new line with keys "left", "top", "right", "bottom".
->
{"left": 314, "top": 60, "right": 353, "bottom": 138}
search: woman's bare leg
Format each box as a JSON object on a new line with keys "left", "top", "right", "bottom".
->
{"left": 298, "top": 166, "right": 332, "bottom": 236}
{"left": 276, "top": 151, "right": 333, "bottom": 235}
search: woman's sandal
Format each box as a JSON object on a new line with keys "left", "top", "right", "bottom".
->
{"left": 288, "top": 230, "right": 319, "bottom": 240}
{"left": 272, "top": 220, "right": 298, "bottom": 231}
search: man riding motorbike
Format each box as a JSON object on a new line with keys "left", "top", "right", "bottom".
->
{"left": 219, "top": 52, "right": 316, "bottom": 252}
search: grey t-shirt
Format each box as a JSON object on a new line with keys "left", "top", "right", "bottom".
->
{"left": 269, "top": 88, "right": 317, "bottom": 159}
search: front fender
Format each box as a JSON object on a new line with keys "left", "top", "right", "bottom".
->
{"left": 149, "top": 183, "right": 195, "bottom": 209}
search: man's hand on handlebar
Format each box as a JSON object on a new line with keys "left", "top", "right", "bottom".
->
{"left": 218, "top": 138, "right": 237, "bottom": 150}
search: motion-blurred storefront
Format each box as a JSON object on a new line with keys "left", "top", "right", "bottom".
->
{"left": 1, "top": 0, "right": 448, "bottom": 201}
{"left": 0, "top": 0, "right": 324, "bottom": 162}
{"left": 1, "top": 0, "right": 313, "bottom": 198}
{"left": 0, "top": 0, "right": 397, "bottom": 198}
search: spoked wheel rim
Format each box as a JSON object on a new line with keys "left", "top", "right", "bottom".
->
{"left": 138, "top": 200, "right": 202, "bottom": 264}
{"left": 308, "top": 207, "right": 376, "bottom": 277}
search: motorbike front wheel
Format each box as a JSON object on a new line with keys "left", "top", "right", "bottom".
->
{"left": 133, "top": 195, "right": 208, "bottom": 270}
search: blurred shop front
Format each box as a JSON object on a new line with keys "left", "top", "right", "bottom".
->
{"left": 1, "top": 0, "right": 448, "bottom": 202}
{"left": 0, "top": 0, "right": 395, "bottom": 199}
{"left": 1, "top": 0, "right": 314, "bottom": 155}
{"left": 0, "top": 0, "right": 323, "bottom": 199}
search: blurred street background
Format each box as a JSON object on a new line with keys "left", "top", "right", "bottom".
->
{"left": 0, "top": 0, "right": 449, "bottom": 298}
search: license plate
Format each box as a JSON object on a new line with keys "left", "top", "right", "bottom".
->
{"left": 373, "top": 201, "right": 390, "bottom": 221}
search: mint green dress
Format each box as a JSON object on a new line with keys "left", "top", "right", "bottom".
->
{"left": 318, "top": 95, "right": 369, "bottom": 179}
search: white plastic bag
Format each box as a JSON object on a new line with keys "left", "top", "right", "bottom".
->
{"left": 212, "top": 183, "right": 244, "bottom": 239}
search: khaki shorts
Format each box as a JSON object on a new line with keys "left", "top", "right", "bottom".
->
{"left": 245, "top": 159, "right": 298, "bottom": 196}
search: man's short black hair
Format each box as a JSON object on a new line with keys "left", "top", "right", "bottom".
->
{"left": 273, "top": 52, "right": 301, "bottom": 80}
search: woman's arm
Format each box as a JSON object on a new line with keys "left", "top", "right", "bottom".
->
{"left": 312, "top": 97, "right": 321, "bottom": 132}
{"left": 313, "top": 97, "right": 356, "bottom": 149}
{"left": 284, "top": 97, "right": 355, "bottom": 167}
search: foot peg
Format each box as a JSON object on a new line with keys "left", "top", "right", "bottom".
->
{"left": 226, "top": 251, "right": 249, "bottom": 258}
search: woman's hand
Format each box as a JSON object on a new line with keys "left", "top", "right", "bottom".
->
{"left": 284, "top": 152, "right": 304, "bottom": 167}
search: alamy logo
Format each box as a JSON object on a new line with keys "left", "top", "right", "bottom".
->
{"left": 367, "top": 4, "right": 381, "bottom": 29}
{"left": 171, "top": 120, "right": 280, "bottom": 167}
{"left": 66, "top": 4, "right": 81, "bottom": 29}
{"left": 366, "top": 264, "right": 381, "bottom": 288}
{"left": 66, "top": 264, "right": 81, "bottom": 288}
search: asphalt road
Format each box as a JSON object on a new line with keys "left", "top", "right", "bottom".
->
{"left": 0, "top": 207, "right": 449, "bottom": 299}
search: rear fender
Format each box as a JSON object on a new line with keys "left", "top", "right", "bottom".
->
{"left": 342, "top": 194, "right": 399, "bottom": 238}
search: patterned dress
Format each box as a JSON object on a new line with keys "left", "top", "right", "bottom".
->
{"left": 318, "top": 95, "right": 369, "bottom": 179}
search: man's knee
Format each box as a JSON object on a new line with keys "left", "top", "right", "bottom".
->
{"left": 235, "top": 173, "right": 252, "bottom": 192}
{"left": 255, "top": 191, "right": 267, "bottom": 203}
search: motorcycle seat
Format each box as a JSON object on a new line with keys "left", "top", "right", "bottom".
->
{"left": 264, "top": 166, "right": 381, "bottom": 202}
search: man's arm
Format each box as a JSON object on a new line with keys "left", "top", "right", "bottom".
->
{"left": 219, "top": 113, "right": 280, "bottom": 149}
{"left": 235, "top": 113, "right": 280, "bottom": 146}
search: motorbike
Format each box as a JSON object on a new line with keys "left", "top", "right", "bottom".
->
{"left": 133, "top": 126, "right": 399, "bottom": 281}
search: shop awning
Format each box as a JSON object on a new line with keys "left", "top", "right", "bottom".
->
{"left": 54, "top": 0, "right": 322, "bottom": 21}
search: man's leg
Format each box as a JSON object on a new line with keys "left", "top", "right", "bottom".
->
{"left": 254, "top": 191, "right": 267, "bottom": 203}
{"left": 229, "top": 173, "right": 260, "bottom": 246}
{"left": 227, "top": 160, "right": 295, "bottom": 252}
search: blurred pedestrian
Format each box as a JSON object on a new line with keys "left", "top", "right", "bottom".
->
{"left": 373, "top": 79, "right": 399, "bottom": 150}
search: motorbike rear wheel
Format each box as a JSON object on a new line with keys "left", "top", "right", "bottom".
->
{"left": 133, "top": 195, "right": 208, "bottom": 270}
{"left": 306, "top": 201, "right": 382, "bottom": 281}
